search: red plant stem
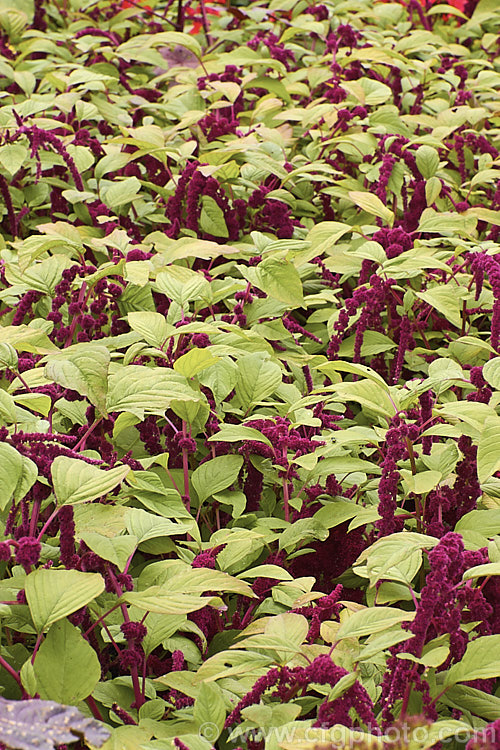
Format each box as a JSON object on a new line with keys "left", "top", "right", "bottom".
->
{"left": 10, "top": 369, "right": 33, "bottom": 393}
{"left": 399, "top": 669, "right": 415, "bottom": 718}
{"left": 0, "top": 654, "right": 23, "bottom": 689}
{"left": 181, "top": 421, "right": 191, "bottom": 511}
{"left": 123, "top": 548, "right": 137, "bottom": 575}
{"left": 31, "top": 633, "right": 44, "bottom": 665}
{"left": 86, "top": 696, "right": 104, "bottom": 721}
{"left": 64, "top": 282, "right": 88, "bottom": 348}
{"left": 29, "top": 498, "right": 41, "bottom": 537}
{"left": 37, "top": 506, "right": 59, "bottom": 541}
{"left": 107, "top": 568, "right": 145, "bottom": 708}
{"left": 0, "top": 174, "right": 17, "bottom": 237}
{"left": 282, "top": 448, "right": 290, "bottom": 522}
{"left": 74, "top": 417, "right": 103, "bottom": 453}
{"left": 240, "top": 601, "right": 258, "bottom": 629}
{"left": 83, "top": 602, "right": 123, "bottom": 638}
{"left": 198, "top": 0, "right": 212, "bottom": 45}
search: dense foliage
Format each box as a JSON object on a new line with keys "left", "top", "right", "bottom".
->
{"left": 0, "top": 0, "right": 500, "bottom": 748}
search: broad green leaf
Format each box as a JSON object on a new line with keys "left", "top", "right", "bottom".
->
{"left": 43, "top": 344, "right": 110, "bottom": 416}
{"left": 106, "top": 366, "right": 200, "bottom": 418}
{"left": 142, "top": 613, "right": 186, "bottom": 656}
{"left": 79, "top": 533, "right": 138, "bottom": 569}
{"left": 326, "top": 379, "right": 396, "bottom": 418}
{"left": 416, "top": 145, "right": 440, "bottom": 178}
{"left": 156, "top": 267, "right": 209, "bottom": 307}
{"left": 416, "top": 285, "right": 466, "bottom": 329}
{"left": 456, "top": 510, "right": 500, "bottom": 537}
{"left": 192, "top": 455, "right": 244, "bottom": 503}
{"left": 207, "top": 425, "right": 272, "bottom": 447}
{"left": 194, "top": 683, "right": 226, "bottom": 741}
{"left": 445, "top": 635, "right": 500, "bottom": 686}
{"left": 173, "top": 348, "right": 219, "bottom": 378}
{"left": 235, "top": 354, "right": 282, "bottom": 410}
{"left": 0, "top": 389, "right": 16, "bottom": 423}
{"left": 25, "top": 569, "right": 105, "bottom": 632}
{"left": 266, "top": 613, "right": 309, "bottom": 647}
{"left": 348, "top": 191, "right": 394, "bottom": 225}
{"left": 256, "top": 257, "right": 304, "bottom": 306}
{"left": 309, "top": 456, "right": 382, "bottom": 480}
{"left": 278, "top": 517, "right": 329, "bottom": 551}
{"left": 14, "top": 393, "right": 51, "bottom": 417}
{"left": 124, "top": 508, "right": 192, "bottom": 543}
{"left": 33, "top": 620, "right": 101, "bottom": 705}
{"left": 462, "top": 562, "right": 500, "bottom": 581}
{"left": 237, "top": 565, "right": 293, "bottom": 581}
{"left": 401, "top": 470, "right": 441, "bottom": 495}
{"left": 0, "top": 142, "right": 28, "bottom": 178}
{"left": 0, "top": 342, "right": 18, "bottom": 369}
{"left": 123, "top": 589, "right": 222, "bottom": 616}
{"left": 0, "top": 325, "right": 58, "bottom": 354}
{"left": 477, "top": 417, "right": 500, "bottom": 484}
{"left": 199, "top": 196, "right": 229, "bottom": 239}
{"left": 127, "top": 312, "right": 170, "bottom": 348}
{"left": 417, "top": 208, "right": 477, "bottom": 234}
{"left": 317, "top": 360, "right": 388, "bottom": 388}
{"left": 103, "top": 176, "right": 141, "bottom": 208}
{"left": 483, "top": 357, "right": 500, "bottom": 390}
{"left": 99, "top": 725, "right": 152, "bottom": 750}
{"left": 51, "top": 457, "right": 130, "bottom": 505}
{"left": 0, "top": 443, "right": 37, "bottom": 510}
{"left": 337, "top": 607, "right": 414, "bottom": 640}
{"left": 442, "top": 685, "right": 500, "bottom": 722}
{"left": 165, "top": 567, "right": 255, "bottom": 597}
{"left": 198, "top": 359, "right": 238, "bottom": 403}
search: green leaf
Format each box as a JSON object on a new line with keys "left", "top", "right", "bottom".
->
{"left": 462, "top": 562, "right": 500, "bottom": 581}
{"left": 106, "top": 366, "right": 200, "bottom": 419}
{"left": 477, "top": 417, "right": 500, "bottom": 484}
{"left": 401, "top": 470, "right": 442, "bottom": 494}
{"left": 173, "top": 348, "right": 219, "bottom": 378}
{"left": 416, "top": 208, "right": 477, "bottom": 235}
{"left": 0, "top": 142, "right": 28, "bottom": 178}
{"left": 482, "top": 357, "right": 500, "bottom": 390}
{"left": 337, "top": 607, "right": 414, "bottom": 640}
{"left": 156, "top": 267, "right": 209, "bottom": 307}
{"left": 43, "top": 344, "right": 110, "bottom": 417}
{"left": 326, "top": 379, "right": 396, "bottom": 419}
{"left": 442, "top": 685, "right": 500, "bottom": 722}
{"left": 415, "top": 145, "right": 440, "bottom": 178}
{"left": 456, "top": 510, "right": 500, "bottom": 537}
{"left": 348, "top": 191, "right": 394, "bottom": 225}
{"left": 416, "top": 285, "right": 466, "bottom": 329}
{"left": 0, "top": 443, "right": 37, "bottom": 510}
{"left": 199, "top": 196, "right": 229, "bottom": 238}
{"left": 199, "top": 359, "right": 238, "bottom": 404}
{"left": 278, "top": 517, "right": 328, "bottom": 551}
{"left": 256, "top": 257, "right": 304, "bottom": 306}
{"left": 123, "top": 589, "right": 223, "bottom": 616}
{"left": 51, "top": 457, "right": 130, "bottom": 505}
{"left": 103, "top": 176, "right": 141, "bottom": 208}
{"left": 235, "top": 354, "right": 282, "bottom": 410}
{"left": 317, "top": 360, "right": 388, "bottom": 388}
{"left": 194, "top": 683, "right": 226, "bottom": 741}
{"left": 207, "top": 425, "right": 272, "bottom": 447}
{"left": 124, "top": 508, "right": 192, "bottom": 543}
{"left": 445, "top": 635, "right": 500, "bottom": 686}
{"left": 127, "top": 312, "right": 170, "bottom": 348}
{"left": 192, "top": 455, "right": 244, "bottom": 503}
{"left": 80, "top": 533, "right": 137, "bottom": 569}
{"left": 25, "top": 569, "right": 105, "bottom": 632}
{"left": 33, "top": 620, "right": 101, "bottom": 705}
